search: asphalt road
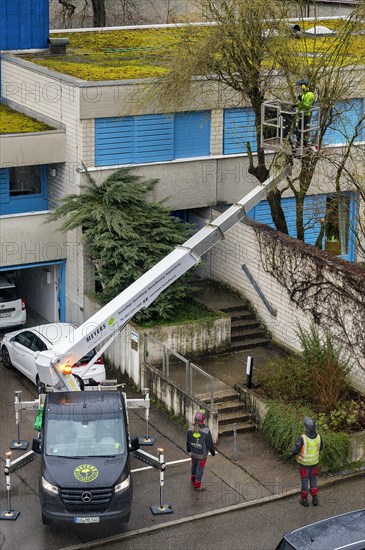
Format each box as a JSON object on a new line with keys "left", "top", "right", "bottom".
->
{"left": 1, "top": 332, "right": 364, "bottom": 550}
{"left": 62, "top": 476, "right": 365, "bottom": 550}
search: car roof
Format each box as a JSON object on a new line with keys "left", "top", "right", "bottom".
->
{"left": 30, "top": 323, "right": 76, "bottom": 346}
{"left": 283, "top": 509, "right": 365, "bottom": 549}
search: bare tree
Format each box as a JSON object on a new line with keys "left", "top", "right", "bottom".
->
{"left": 152, "top": 0, "right": 365, "bottom": 245}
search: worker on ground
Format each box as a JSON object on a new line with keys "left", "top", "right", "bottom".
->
{"left": 295, "top": 78, "right": 315, "bottom": 146}
{"left": 187, "top": 409, "right": 215, "bottom": 490}
{"left": 289, "top": 417, "right": 323, "bottom": 507}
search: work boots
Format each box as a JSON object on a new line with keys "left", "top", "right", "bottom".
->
{"left": 300, "top": 497, "right": 309, "bottom": 507}
{"left": 312, "top": 495, "right": 319, "bottom": 506}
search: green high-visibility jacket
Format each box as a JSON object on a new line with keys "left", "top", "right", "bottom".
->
{"left": 298, "top": 90, "right": 315, "bottom": 116}
{"left": 297, "top": 434, "right": 321, "bottom": 466}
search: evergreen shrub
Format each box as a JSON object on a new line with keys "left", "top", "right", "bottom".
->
{"left": 263, "top": 401, "right": 350, "bottom": 472}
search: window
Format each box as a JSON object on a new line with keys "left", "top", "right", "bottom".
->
{"left": 323, "top": 99, "right": 364, "bottom": 145}
{"left": 9, "top": 165, "right": 42, "bottom": 196}
{"left": 30, "top": 335, "right": 48, "bottom": 353}
{"left": 95, "top": 112, "right": 211, "bottom": 167}
{"left": 13, "top": 331, "right": 35, "bottom": 350}
{"left": 0, "top": 165, "right": 48, "bottom": 215}
{"left": 324, "top": 195, "right": 352, "bottom": 257}
{"left": 247, "top": 193, "right": 356, "bottom": 262}
{"left": 223, "top": 108, "right": 257, "bottom": 154}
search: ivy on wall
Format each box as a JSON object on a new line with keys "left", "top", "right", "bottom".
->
{"left": 252, "top": 223, "right": 365, "bottom": 372}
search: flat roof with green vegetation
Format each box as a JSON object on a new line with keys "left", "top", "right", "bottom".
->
{"left": 0, "top": 104, "right": 54, "bottom": 134}
{"left": 20, "top": 19, "right": 365, "bottom": 82}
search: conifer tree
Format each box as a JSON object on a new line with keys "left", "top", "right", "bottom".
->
{"left": 47, "top": 167, "right": 193, "bottom": 321}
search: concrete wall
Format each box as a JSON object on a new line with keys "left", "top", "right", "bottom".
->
{"left": 98, "top": 312, "right": 229, "bottom": 389}
{"left": 142, "top": 362, "right": 219, "bottom": 443}
{"left": 1, "top": 57, "right": 91, "bottom": 325}
{"left": 0, "top": 213, "right": 66, "bottom": 267}
{"left": 138, "top": 316, "right": 230, "bottom": 363}
{"left": 0, "top": 130, "right": 66, "bottom": 167}
{"left": 201, "top": 212, "right": 365, "bottom": 393}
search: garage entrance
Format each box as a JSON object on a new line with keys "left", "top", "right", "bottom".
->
{"left": 0, "top": 260, "right": 65, "bottom": 323}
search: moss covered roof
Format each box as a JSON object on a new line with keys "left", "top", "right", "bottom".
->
{"left": 0, "top": 104, "right": 54, "bottom": 135}
{"left": 21, "top": 21, "right": 365, "bottom": 82}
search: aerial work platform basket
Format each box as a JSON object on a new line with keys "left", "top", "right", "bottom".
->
{"left": 261, "top": 100, "right": 320, "bottom": 158}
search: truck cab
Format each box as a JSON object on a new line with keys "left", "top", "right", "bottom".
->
{"left": 35, "top": 390, "right": 134, "bottom": 526}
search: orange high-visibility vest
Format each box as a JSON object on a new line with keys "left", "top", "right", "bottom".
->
{"left": 297, "top": 434, "right": 321, "bottom": 465}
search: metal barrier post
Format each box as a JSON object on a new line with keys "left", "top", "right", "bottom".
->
{"left": 138, "top": 388, "right": 156, "bottom": 446}
{"left": 143, "top": 333, "right": 148, "bottom": 363}
{"left": 210, "top": 379, "right": 215, "bottom": 408}
{"left": 0, "top": 452, "right": 20, "bottom": 520}
{"left": 185, "top": 359, "right": 190, "bottom": 394}
{"left": 10, "top": 391, "right": 28, "bottom": 450}
{"left": 162, "top": 344, "right": 166, "bottom": 375}
{"left": 246, "top": 356, "right": 254, "bottom": 389}
{"left": 150, "top": 448, "right": 173, "bottom": 515}
{"left": 233, "top": 423, "right": 238, "bottom": 463}
{"left": 165, "top": 346, "right": 170, "bottom": 378}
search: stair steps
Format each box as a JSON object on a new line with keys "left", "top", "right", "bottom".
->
{"left": 199, "top": 389, "right": 257, "bottom": 437}
{"left": 221, "top": 305, "right": 270, "bottom": 350}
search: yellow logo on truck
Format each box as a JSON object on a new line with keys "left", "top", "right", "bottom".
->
{"left": 74, "top": 464, "right": 99, "bottom": 483}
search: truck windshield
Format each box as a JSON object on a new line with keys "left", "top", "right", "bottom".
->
{"left": 44, "top": 414, "right": 126, "bottom": 458}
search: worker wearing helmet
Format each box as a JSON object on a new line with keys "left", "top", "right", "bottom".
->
{"left": 187, "top": 409, "right": 215, "bottom": 490}
{"left": 289, "top": 417, "right": 323, "bottom": 507}
{"left": 295, "top": 78, "right": 315, "bottom": 146}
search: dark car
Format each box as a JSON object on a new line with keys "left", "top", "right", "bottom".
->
{"left": 276, "top": 509, "right": 365, "bottom": 550}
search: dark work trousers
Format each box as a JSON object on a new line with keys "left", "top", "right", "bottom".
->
{"left": 299, "top": 464, "right": 319, "bottom": 499}
{"left": 191, "top": 456, "right": 207, "bottom": 484}
{"left": 296, "top": 114, "right": 311, "bottom": 145}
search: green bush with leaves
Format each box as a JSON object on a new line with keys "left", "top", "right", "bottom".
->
{"left": 263, "top": 401, "right": 350, "bottom": 472}
{"left": 257, "top": 356, "right": 311, "bottom": 403}
{"left": 317, "top": 400, "right": 364, "bottom": 432}
{"left": 257, "top": 323, "right": 351, "bottom": 413}
{"left": 297, "top": 324, "right": 350, "bottom": 413}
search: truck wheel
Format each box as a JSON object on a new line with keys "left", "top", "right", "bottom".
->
{"left": 42, "top": 513, "right": 52, "bottom": 525}
{"left": 1, "top": 347, "right": 13, "bottom": 369}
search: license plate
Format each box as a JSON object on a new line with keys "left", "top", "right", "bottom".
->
{"left": 0, "top": 312, "right": 11, "bottom": 318}
{"left": 74, "top": 517, "right": 100, "bottom": 524}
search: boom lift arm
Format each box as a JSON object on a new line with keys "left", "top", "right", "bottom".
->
{"left": 36, "top": 165, "right": 291, "bottom": 392}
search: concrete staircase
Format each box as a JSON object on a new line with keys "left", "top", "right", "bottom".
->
{"left": 198, "top": 388, "right": 257, "bottom": 437}
{"left": 222, "top": 304, "right": 271, "bottom": 351}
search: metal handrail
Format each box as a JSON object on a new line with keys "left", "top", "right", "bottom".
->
{"left": 144, "top": 333, "right": 215, "bottom": 407}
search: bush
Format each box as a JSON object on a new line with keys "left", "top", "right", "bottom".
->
{"left": 317, "top": 400, "right": 364, "bottom": 432}
{"left": 257, "top": 356, "right": 311, "bottom": 403}
{"left": 263, "top": 401, "right": 350, "bottom": 472}
{"left": 257, "top": 323, "right": 351, "bottom": 414}
{"left": 297, "top": 324, "right": 350, "bottom": 413}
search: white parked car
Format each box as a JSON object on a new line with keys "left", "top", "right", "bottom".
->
{"left": 1, "top": 323, "right": 106, "bottom": 391}
{"left": 0, "top": 275, "right": 26, "bottom": 330}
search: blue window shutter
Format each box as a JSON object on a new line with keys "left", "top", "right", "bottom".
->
{"left": 223, "top": 108, "right": 257, "bottom": 154}
{"left": 174, "top": 111, "right": 211, "bottom": 158}
{"left": 324, "top": 99, "right": 363, "bottom": 145}
{"left": 134, "top": 114, "right": 174, "bottom": 163}
{"left": 95, "top": 117, "right": 134, "bottom": 166}
{"left": 0, "top": 169, "right": 10, "bottom": 210}
{"left": 248, "top": 195, "right": 326, "bottom": 245}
